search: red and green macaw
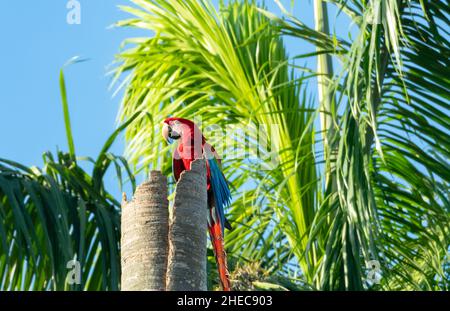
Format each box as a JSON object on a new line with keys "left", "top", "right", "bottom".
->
{"left": 162, "top": 117, "right": 232, "bottom": 291}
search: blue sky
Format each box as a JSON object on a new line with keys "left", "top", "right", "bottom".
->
{"left": 0, "top": 1, "right": 135, "bottom": 165}
{"left": 0, "top": 0, "right": 350, "bottom": 198}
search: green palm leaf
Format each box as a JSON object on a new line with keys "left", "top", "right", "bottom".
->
{"left": 115, "top": 0, "right": 319, "bottom": 285}
{"left": 115, "top": 0, "right": 449, "bottom": 290}
{"left": 0, "top": 67, "right": 138, "bottom": 290}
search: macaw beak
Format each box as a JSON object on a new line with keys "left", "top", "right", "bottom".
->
{"left": 162, "top": 122, "right": 181, "bottom": 144}
{"left": 162, "top": 123, "right": 172, "bottom": 144}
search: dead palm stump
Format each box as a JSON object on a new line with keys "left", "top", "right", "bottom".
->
{"left": 121, "top": 160, "right": 207, "bottom": 291}
{"left": 121, "top": 171, "right": 169, "bottom": 290}
{"left": 166, "top": 160, "right": 208, "bottom": 291}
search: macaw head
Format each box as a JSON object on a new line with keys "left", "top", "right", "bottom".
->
{"left": 162, "top": 117, "right": 205, "bottom": 145}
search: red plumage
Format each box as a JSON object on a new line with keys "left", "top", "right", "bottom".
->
{"left": 163, "top": 117, "right": 231, "bottom": 291}
{"left": 208, "top": 214, "right": 231, "bottom": 291}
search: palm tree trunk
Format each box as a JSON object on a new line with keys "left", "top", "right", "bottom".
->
{"left": 120, "top": 160, "right": 208, "bottom": 291}
{"left": 120, "top": 171, "right": 169, "bottom": 290}
{"left": 313, "top": 0, "right": 336, "bottom": 189}
{"left": 166, "top": 159, "right": 208, "bottom": 291}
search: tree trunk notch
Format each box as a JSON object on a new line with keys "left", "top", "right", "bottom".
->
{"left": 120, "top": 160, "right": 208, "bottom": 291}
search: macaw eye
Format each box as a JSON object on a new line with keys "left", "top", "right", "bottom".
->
{"left": 171, "top": 120, "right": 181, "bottom": 131}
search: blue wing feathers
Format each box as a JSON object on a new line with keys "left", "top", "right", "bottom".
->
{"left": 208, "top": 158, "right": 231, "bottom": 234}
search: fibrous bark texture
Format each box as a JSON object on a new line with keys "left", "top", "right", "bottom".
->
{"left": 120, "top": 160, "right": 207, "bottom": 291}
{"left": 121, "top": 171, "right": 169, "bottom": 291}
{"left": 166, "top": 159, "right": 208, "bottom": 291}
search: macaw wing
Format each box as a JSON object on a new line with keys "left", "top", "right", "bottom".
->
{"left": 207, "top": 156, "right": 232, "bottom": 235}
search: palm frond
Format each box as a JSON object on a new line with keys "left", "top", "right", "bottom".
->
{"left": 115, "top": 0, "right": 449, "bottom": 290}
{"left": 284, "top": 0, "right": 450, "bottom": 289}
{"left": 115, "top": 0, "right": 320, "bottom": 286}
{"left": 0, "top": 68, "right": 138, "bottom": 290}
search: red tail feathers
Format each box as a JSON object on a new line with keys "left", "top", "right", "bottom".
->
{"left": 208, "top": 221, "right": 231, "bottom": 291}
